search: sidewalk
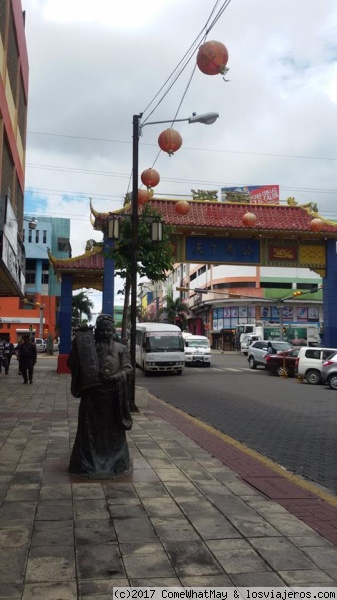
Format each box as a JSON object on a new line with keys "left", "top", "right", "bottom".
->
{"left": 1, "top": 358, "right": 337, "bottom": 599}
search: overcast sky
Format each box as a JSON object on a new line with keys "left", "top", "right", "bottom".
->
{"left": 21, "top": 0, "right": 337, "bottom": 313}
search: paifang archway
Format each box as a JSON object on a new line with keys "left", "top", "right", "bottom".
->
{"left": 52, "top": 199, "right": 337, "bottom": 371}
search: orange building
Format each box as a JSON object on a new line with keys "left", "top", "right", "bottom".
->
{"left": 0, "top": 294, "right": 57, "bottom": 342}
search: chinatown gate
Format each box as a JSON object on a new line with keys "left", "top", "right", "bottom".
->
{"left": 49, "top": 199, "right": 337, "bottom": 373}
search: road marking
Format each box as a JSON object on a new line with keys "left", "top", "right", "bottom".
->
{"left": 222, "top": 367, "right": 243, "bottom": 372}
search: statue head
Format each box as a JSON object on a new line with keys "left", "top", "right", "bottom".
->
{"left": 94, "top": 314, "right": 114, "bottom": 343}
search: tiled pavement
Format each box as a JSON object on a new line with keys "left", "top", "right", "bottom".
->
{"left": 1, "top": 357, "right": 337, "bottom": 599}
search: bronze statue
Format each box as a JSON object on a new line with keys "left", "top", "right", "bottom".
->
{"left": 67, "top": 314, "right": 133, "bottom": 478}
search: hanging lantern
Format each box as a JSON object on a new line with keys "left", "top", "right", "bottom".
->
{"left": 197, "top": 40, "right": 229, "bottom": 76}
{"left": 138, "top": 189, "right": 150, "bottom": 205}
{"left": 310, "top": 218, "right": 323, "bottom": 232}
{"left": 158, "top": 129, "right": 182, "bottom": 156}
{"left": 141, "top": 168, "right": 160, "bottom": 189}
{"left": 175, "top": 200, "right": 190, "bottom": 215}
{"left": 242, "top": 212, "right": 257, "bottom": 228}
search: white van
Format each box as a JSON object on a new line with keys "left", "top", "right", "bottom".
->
{"left": 295, "top": 346, "right": 337, "bottom": 384}
{"left": 184, "top": 335, "right": 212, "bottom": 367}
{"left": 240, "top": 334, "right": 261, "bottom": 355}
{"left": 136, "top": 323, "right": 185, "bottom": 375}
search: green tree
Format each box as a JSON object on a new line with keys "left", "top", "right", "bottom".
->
{"left": 109, "top": 204, "right": 175, "bottom": 342}
{"left": 165, "top": 293, "right": 189, "bottom": 328}
{"left": 72, "top": 291, "right": 94, "bottom": 328}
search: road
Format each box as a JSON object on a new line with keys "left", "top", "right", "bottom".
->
{"left": 136, "top": 352, "right": 337, "bottom": 494}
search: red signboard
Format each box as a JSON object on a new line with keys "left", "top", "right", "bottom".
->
{"left": 268, "top": 245, "right": 298, "bottom": 262}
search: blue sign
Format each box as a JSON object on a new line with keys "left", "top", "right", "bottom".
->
{"left": 185, "top": 236, "right": 260, "bottom": 264}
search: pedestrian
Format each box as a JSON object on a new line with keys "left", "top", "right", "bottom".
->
{"left": 3, "top": 339, "right": 14, "bottom": 374}
{"left": 17, "top": 335, "right": 37, "bottom": 384}
{"left": 0, "top": 339, "right": 4, "bottom": 375}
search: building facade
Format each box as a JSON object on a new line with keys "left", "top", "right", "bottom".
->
{"left": 0, "top": 0, "right": 28, "bottom": 296}
{"left": 0, "top": 215, "right": 71, "bottom": 342}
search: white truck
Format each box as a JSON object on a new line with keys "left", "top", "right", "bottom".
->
{"left": 237, "top": 322, "right": 321, "bottom": 347}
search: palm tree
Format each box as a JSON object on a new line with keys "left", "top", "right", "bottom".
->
{"left": 72, "top": 291, "right": 94, "bottom": 327}
{"left": 165, "top": 295, "right": 189, "bottom": 329}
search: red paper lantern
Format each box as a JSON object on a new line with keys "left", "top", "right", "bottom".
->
{"left": 141, "top": 168, "right": 160, "bottom": 189}
{"left": 310, "top": 218, "right": 323, "bottom": 232}
{"left": 175, "top": 200, "right": 190, "bottom": 215}
{"left": 158, "top": 129, "right": 182, "bottom": 156}
{"left": 197, "top": 40, "right": 229, "bottom": 76}
{"left": 138, "top": 189, "right": 150, "bottom": 205}
{"left": 242, "top": 212, "right": 257, "bottom": 228}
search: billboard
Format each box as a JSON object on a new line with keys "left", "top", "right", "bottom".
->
{"left": 221, "top": 185, "right": 279, "bottom": 204}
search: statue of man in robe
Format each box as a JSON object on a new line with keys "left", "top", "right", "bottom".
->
{"left": 67, "top": 314, "right": 133, "bottom": 478}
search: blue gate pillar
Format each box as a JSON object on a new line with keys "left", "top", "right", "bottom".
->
{"left": 57, "top": 273, "right": 73, "bottom": 373}
{"left": 323, "top": 239, "right": 337, "bottom": 347}
{"left": 102, "top": 237, "right": 115, "bottom": 317}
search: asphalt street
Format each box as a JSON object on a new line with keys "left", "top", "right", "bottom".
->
{"left": 136, "top": 353, "right": 337, "bottom": 495}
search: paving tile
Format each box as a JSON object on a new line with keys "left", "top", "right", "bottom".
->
{"left": 249, "top": 537, "right": 317, "bottom": 571}
{"left": 227, "top": 514, "right": 281, "bottom": 537}
{"left": 134, "top": 482, "right": 169, "bottom": 499}
{"left": 36, "top": 500, "right": 73, "bottom": 521}
{"left": 31, "top": 521, "right": 74, "bottom": 547}
{"left": 5, "top": 484, "right": 40, "bottom": 502}
{"left": 142, "top": 497, "right": 184, "bottom": 519}
{"left": 301, "top": 545, "right": 337, "bottom": 569}
{"left": 162, "top": 481, "right": 204, "bottom": 498}
{"left": 22, "top": 581, "right": 77, "bottom": 599}
{"left": 0, "top": 500, "right": 37, "bottom": 524}
{"left": 72, "top": 483, "right": 105, "bottom": 500}
{"left": 0, "top": 547, "right": 29, "bottom": 583}
{"left": 102, "top": 482, "right": 138, "bottom": 499}
{"left": 114, "top": 517, "right": 158, "bottom": 543}
{"left": 279, "top": 570, "right": 335, "bottom": 584}
{"left": 79, "top": 578, "right": 129, "bottom": 596}
{"left": 25, "top": 545, "right": 76, "bottom": 582}
{"left": 129, "top": 578, "right": 180, "bottom": 586}
{"left": 190, "top": 514, "right": 241, "bottom": 540}
{"left": 155, "top": 469, "right": 191, "bottom": 483}
{"left": 164, "top": 540, "right": 224, "bottom": 577}
{"left": 289, "top": 534, "right": 334, "bottom": 547}
{"left": 0, "top": 527, "right": 30, "bottom": 547}
{"left": 151, "top": 517, "right": 200, "bottom": 542}
{"left": 0, "top": 582, "right": 23, "bottom": 599}
{"left": 121, "top": 543, "right": 175, "bottom": 578}
{"left": 76, "top": 543, "right": 125, "bottom": 580}
{"left": 73, "top": 499, "right": 109, "bottom": 521}
{"left": 75, "top": 519, "right": 117, "bottom": 544}
{"left": 180, "top": 574, "right": 233, "bottom": 586}
{"left": 107, "top": 501, "right": 147, "bottom": 519}
{"left": 206, "top": 539, "right": 271, "bottom": 574}
{"left": 231, "top": 572, "right": 285, "bottom": 586}
{"left": 264, "top": 512, "right": 322, "bottom": 536}
{"left": 39, "top": 484, "right": 72, "bottom": 500}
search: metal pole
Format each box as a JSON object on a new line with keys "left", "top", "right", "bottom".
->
{"left": 130, "top": 114, "right": 141, "bottom": 396}
{"left": 279, "top": 304, "right": 284, "bottom": 341}
{"left": 40, "top": 306, "right": 44, "bottom": 338}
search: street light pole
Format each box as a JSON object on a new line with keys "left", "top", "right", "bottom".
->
{"left": 129, "top": 111, "right": 219, "bottom": 405}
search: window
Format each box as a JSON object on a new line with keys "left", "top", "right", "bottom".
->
{"left": 28, "top": 229, "right": 32, "bottom": 243}
{"left": 43, "top": 230, "right": 47, "bottom": 244}
{"left": 57, "top": 237, "right": 70, "bottom": 252}
{"left": 41, "top": 273, "right": 49, "bottom": 284}
{"left": 26, "top": 273, "right": 35, "bottom": 284}
{"left": 35, "top": 230, "right": 39, "bottom": 243}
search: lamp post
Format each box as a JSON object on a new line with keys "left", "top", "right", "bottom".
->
{"left": 130, "top": 111, "right": 219, "bottom": 398}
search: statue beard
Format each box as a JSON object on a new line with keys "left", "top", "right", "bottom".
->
{"left": 96, "top": 338, "right": 114, "bottom": 368}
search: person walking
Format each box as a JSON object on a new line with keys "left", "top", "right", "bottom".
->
{"left": 3, "top": 339, "right": 14, "bottom": 374}
{"left": 0, "top": 339, "right": 5, "bottom": 375}
{"left": 17, "top": 335, "right": 37, "bottom": 384}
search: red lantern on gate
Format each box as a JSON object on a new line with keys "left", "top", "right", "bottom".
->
{"left": 242, "top": 212, "right": 257, "bottom": 228}
{"left": 175, "top": 200, "right": 190, "bottom": 215}
{"left": 138, "top": 189, "right": 150, "bottom": 205}
{"left": 158, "top": 129, "right": 182, "bottom": 156}
{"left": 310, "top": 218, "right": 323, "bottom": 232}
{"left": 141, "top": 168, "right": 160, "bottom": 189}
{"left": 197, "top": 40, "right": 229, "bottom": 76}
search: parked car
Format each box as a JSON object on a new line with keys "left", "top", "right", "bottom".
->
{"left": 248, "top": 340, "right": 294, "bottom": 369}
{"left": 320, "top": 352, "right": 337, "bottom": 389}
{"left": 265, "top": 348, "right": 300, "bottom": 377}
{"left": 34, "top": 337, "right": 47, "bottom": 353}
{"left": 184, "top": 335, "right": 211, "bottom": 367}
{"left": 295, "top": 346, "right": 337, "bottom": 385}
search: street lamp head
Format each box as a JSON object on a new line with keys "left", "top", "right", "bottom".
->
{"left": 28, "top": 218, "right": 37, "bottom": 230}
{"left": 188, "top": 112, "right": 219, "bottom": 125}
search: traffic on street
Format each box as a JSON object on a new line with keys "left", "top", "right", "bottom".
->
{"left": 136, "top": 351, "right": 337, "bottom": 495}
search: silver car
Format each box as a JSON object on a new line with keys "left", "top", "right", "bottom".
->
{"left": 248, "top": 340, "right": 294, "bottom": 369}
{"left": 321, "top": 352, "right": 337, "bottom": 389}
